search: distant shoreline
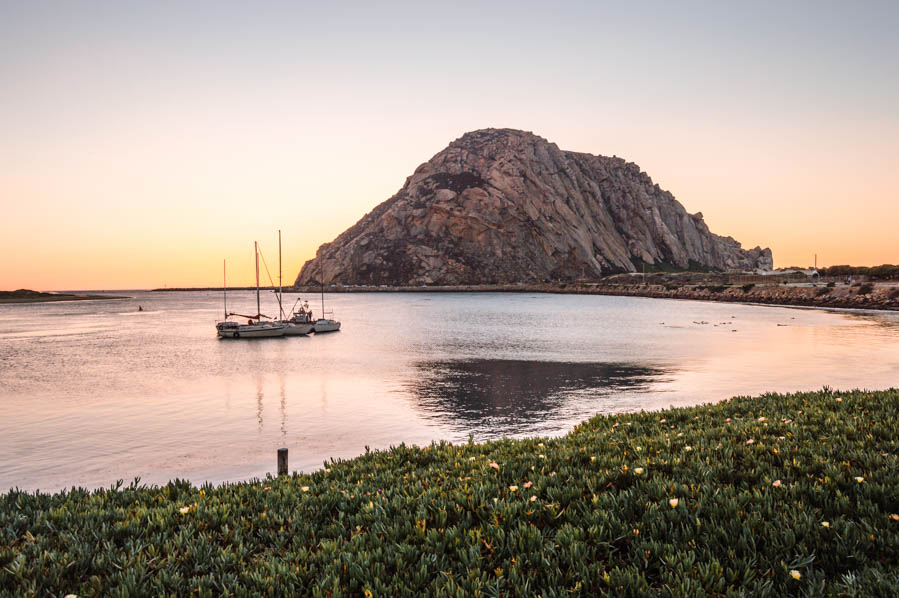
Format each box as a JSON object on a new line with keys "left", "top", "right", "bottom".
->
{"left": 0, "top": 290, "right": 131, "bottom": 304}
{"left": 155, "top": 281, "right": 899, "bottom": 311}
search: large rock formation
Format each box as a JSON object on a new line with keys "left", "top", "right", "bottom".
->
{"left": 295, "top": 129, "right": 772, "bottom": 286}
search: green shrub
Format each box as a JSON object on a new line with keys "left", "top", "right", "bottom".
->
{"left": 1, "top": 390, "right": 897, "bottom": 596}
{"left": 857, "top": 283, "right": 874, "bottom": 295}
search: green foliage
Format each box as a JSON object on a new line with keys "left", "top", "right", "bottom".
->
{"left": 696, "top": 285, "right": 728, "bottom": 293}
{"left": 2, "top": 390, "right": 898, "bottom": 596}
{"left": 820, "top": 264, "right": 899, "bottom": 280}
{"left": 857, "top": 284, "right": 874, "bottom": 296}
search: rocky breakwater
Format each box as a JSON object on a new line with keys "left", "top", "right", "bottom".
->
{"left": 588, "top": 282, "right": 899, "bottom": 311}
{"left": 296, "top": 129, "right": 772, "bottom": 286}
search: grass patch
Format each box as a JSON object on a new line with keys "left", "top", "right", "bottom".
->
{"left": 1, "top": 390, "right": 898, "bottom": 596}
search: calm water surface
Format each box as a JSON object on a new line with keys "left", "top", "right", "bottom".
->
{"left": 1, "top": 291, "right": 897, "bottom": 492}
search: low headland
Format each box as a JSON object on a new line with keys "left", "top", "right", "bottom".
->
{"left": 2, "top": 389, "right": 896, "bottom": 595}
{"left": 0, "top": 289, "right": 130, "bottom": 304}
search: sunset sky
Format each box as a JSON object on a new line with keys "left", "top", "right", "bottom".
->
{"left": 2, "top": 1, "right": 897, "bottom": 290}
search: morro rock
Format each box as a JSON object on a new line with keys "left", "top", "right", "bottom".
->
{"left": 295, "top": 129, "right": 772, "bottom": 286}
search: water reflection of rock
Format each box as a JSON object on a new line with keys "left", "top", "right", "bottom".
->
{"left": 408, "top": 360, "right": 664, "bottom": 436}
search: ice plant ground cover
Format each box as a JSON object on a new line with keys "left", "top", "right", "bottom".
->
{"left": 1, "top": 389, "right": 897, "bottom": 597}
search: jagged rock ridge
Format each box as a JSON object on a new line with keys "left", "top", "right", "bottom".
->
{"left": 295, "top": 129, "right": 772, "bottom": 286}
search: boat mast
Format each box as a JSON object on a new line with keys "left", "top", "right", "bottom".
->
{"left": 255, "top": 241, "right": 261, "bottom": 320}
{"left": 320, "top": 258, "right": 324, "bottom": 320}
{"left": 223, "top": 259, "right": 227, "bottom": 319}
{"left": 278, "top": 230, "right": 284, "bottom": 320}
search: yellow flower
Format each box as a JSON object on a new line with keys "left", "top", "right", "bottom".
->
{"left": 855, "top": 477, "right": 864, "bottom": 483}
{"left": 489, "top": 462, "right": 500, "bottom": 470}
{"left": 590, "top": 456, "right": 596, "bottom": 462}
{"left": 301, "top": 486, "right": 310, "bottom": 492}
{"left": 821, "top": 521, "right": 830, "bottom": 528}
{"left": 537, "top": 442, "right": 545, "bottom": 448}
{"left": 684, "top": 446, "right": 692, "bottom": 452}
{"left": 790, "top": 569, "right": 801, "bottom": 580}
{"left": 179, "top": 506, "right": 190, "bottom": 514}
{"left": 509, "top": 485, "right": 518, "bottom": 492}
{"left": 634, "top": 467, "right": 644, "bottom": 475}
{"left": 364, "top": 590, "right": 373, "bottom": 598}
{"left": 669, "top": 498, "right": 679, "bottom": 508}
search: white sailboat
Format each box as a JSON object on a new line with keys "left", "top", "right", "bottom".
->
{"left": 313, "top": 259, "right": 341, "bottom": 333}
{"left": 216, "top": 242, "right": 286, "bottom": 339}
{"left": 275, "top": 230, "right": 313, "bottom": 335}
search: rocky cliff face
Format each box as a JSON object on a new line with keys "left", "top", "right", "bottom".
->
{"left": 295, "top": 129, "right": 772, "bottom": 286}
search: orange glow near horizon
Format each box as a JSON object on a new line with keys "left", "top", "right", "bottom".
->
{"left": 2, "top": 3, "right": 897, "bottom": 291}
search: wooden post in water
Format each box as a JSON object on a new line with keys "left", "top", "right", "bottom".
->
{"left": 277, "top": 448, "right": 288, "bottom": 476}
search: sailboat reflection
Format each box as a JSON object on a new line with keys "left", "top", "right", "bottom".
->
{"left": 407, "top": 359, "right": 664, "bottom": 435}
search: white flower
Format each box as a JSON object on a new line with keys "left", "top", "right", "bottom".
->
{"left": 179, "top": 506, "right": 190, "bottom": 514}
{"left": 669, "top": 498, "right": 679, "bottom": 508}
{"left": 301, "top": 486, "right": 310, "bottom": 492}
{"left": 508, "top": 485, "right": 518, "bottom": 492}
{"left": 821, "top": 521, "right": 830, "bottom": 528}
{"left": 634, "top": 467, "right": 644, "bottom": 475}
{"left": 855, "top": 477, "right": 864, "bottom": 483}
{"left": 790, "top": 569, "right": 801, "bottom": 580}
{"left": 772, "top": 480, "right": 782, "bottom": 487}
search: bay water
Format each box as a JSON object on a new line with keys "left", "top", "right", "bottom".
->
{"left": 1, "top": 291, "right": 897, "bottom": 492}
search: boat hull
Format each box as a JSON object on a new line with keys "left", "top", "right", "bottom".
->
{"left": 216, "top": 323, "right": 286, "bottom": 338}
{"left": 283, "top": 322, "right": 313, "bottom": 335}
{"left": 313, "top": 319, "right": 341, "bottom": 333}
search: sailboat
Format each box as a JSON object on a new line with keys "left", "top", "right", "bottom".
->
{"left": 215, "top": 242, "right": 286, "bottom": 339}
{"left": 313, "top": 258, "right": 341, "bottom": 333}
{"left": 275, "top": 230, "right": 313, "bottom": 336}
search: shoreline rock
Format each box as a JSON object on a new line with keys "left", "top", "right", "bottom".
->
{"left": 290, "top": 281, "right": 899, "bottom": 311}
